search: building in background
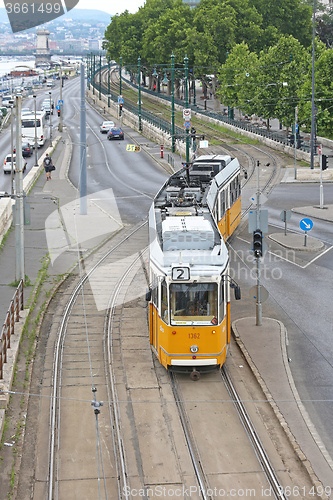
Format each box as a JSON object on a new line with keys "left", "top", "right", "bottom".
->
{"left": 35, "top": 29, "right": 51, "bottom": 67}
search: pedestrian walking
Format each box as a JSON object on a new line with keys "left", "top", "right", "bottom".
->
{"left": 43, "top": 153, "right": 54, "bottom": 180}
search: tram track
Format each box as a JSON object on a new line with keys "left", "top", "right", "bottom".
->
{"left": 98, "top": 65, "right": 283, "bottom": 217}
{"left": 46, "top": 222, "right": 148, "bottom": 499}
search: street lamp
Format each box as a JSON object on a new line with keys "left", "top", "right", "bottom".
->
{"left": 49, "top": 91, "right": 52, "bottom": 147}
{"left": 138, "top": 56, "right": 142, "bottom": 132}
{"left": 10, "top": 104, "right": 14, "bottom": 196}
{"left": 310, "top": 0, "right": 316, "bottom": 169}
{"left": 171, "top": 53, "right": 175, "bottom": 152}
{"left": 33, "top": 95, "right": 38, "bottom": 168}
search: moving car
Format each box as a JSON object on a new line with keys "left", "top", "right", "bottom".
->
{"left": 41, "top": 100, "right": 53, "bottom": 115}
{"left": 13, "top": 143, "right": 33, "bottom": 157}
{"left": 3, "top": 154, "right": 16, "bottom": 174}
{"left": 107, "top": 126, "right": 124, "bottom": 140}
{"left": 22, "top": 143, "right": 33, "bottom": 157}
{"left": 100, "top": 121, "right": 114, "bottom": 133}
{"left": 3, "top": 154, "right": 26, "bottom": 174}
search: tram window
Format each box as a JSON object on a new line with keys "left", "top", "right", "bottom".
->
{"left": 161, "top": 281, "right": 169, "bottom": 323}
{"left": 236, "top": 174, "right": 241, "bottom": 198}
{"left": 220, "top": 190, "right": 226, "bottom": 216}
{"left": 152, "top": 285, "right": 158, "bottom": 306}
{"left": 219, "top": 280, "right": 225, "bottom": 323}
{"left": 170, "top": 283, "right": 218, "bottom": 324}
{"left": 230, "top": 180, "right": 236, "bottom": 205}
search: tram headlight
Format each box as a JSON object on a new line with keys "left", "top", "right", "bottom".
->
{"left": 190, "top": 345, "right": 199, "bottom": 353}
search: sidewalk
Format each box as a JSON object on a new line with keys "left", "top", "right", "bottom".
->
{"left": 233, "top": 318, "right": 333, "bottom": 494}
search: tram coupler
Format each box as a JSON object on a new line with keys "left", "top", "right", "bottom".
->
{"left": 190, "top": 369, "right": 200, "bottom": 381}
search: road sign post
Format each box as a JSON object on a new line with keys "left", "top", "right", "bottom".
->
{"left": 300, "top": 218, "right": 313, "bottom": 247}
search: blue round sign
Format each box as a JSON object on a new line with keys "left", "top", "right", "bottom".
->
{"left": 300, "top": 218, "right": 313, "bottom": 231}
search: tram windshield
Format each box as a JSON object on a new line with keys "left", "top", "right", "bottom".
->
{"left": 170, "top": 283, "right": 218, "bottom": 325}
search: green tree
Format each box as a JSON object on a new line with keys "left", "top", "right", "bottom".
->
{"left": 298, "top": 40, "right": 333, "bottom": 137}
{"left": 217, "top": 43, "right": 259, "bottom": 115}
{"left": 250, "top": 0, "right": 312, "bottom": 48}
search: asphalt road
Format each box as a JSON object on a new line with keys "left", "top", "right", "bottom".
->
{"left": 231, "top": 181, "right": 333, "bottom": 460}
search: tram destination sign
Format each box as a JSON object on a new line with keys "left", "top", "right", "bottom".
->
{"left": 172, "top": 266, "right": 190, "bottom": 281}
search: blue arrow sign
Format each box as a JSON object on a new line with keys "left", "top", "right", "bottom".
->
{"left": 56, "top": 105, "right": 61, "bottom": 110}
{"left": 300, "top": 218, "right": 313, "bottom": 231}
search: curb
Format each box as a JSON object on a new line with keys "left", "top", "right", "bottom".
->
{"left": 231, "top": 318, "right": 329, "bottom": 500}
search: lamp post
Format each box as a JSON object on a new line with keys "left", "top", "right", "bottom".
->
{"left": 59, "top": 66, "right": 63, "bottom": 132}
{"left": 310, "top": 0, "right": 316, "bottom": 169}
{"left": 93, "top": 54, "right": 95, "bottom": 95}
{"left": 184, "top": 55, "right": 190, "bottom": 164}
{"left": 171, "top": 53, "right": 175, "bottom": 152}
{"left": 138, "top": 56, "right": 142, "bottom": 132}
{"left": 33, "top": 95, "right": 38, "bottom": 168}
{"left": 10, "top": 104, "right": 14, "bottom": 196}
{"left": 119, "top": 56, "right": 122, "bottom": 96}
{"left": 99, "top": 54, "right": 102, "bottom": 101}
{"left": 108, "top": 59, "right": 110, "bottom": 108}
{"left": 49, "top": 91, "right": 52, "bottom": 147}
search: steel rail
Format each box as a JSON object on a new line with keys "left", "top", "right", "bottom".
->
{"left": 47, "top": 221, "right": 147, "bottom": 499}
{"left": 105, "top": 247, "right": 148, "bottom": 500}
{"left": 221, "top": 367, "right": 289, "bottom": 500}
{"left": 169, "top": 372, "right": 212, "bottom": 500}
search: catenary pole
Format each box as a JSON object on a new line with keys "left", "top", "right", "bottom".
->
{"left": 80, "top": 63, "right": 87, "bottom": 215}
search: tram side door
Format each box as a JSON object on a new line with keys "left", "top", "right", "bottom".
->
{"left": 225, "top": 185, "right": 230, "bottom": 238}
{"left": 153, "top": 285, "right": 159, "bottom": 350}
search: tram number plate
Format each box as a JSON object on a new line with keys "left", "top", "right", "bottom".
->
{"left": 172, "top": 266, "right": 190, "bottom": 281}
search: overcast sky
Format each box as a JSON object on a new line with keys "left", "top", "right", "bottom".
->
{"left": 0, "top": 0, "right": 147, "bottom": 16}
{"left": 76, "top": 0, "right": 146, "bottom": 15}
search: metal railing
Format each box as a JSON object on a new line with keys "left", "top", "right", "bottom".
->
{"left": 0, "top": 280, "right": 24, "bottom": 379}
{"left": 92, "top": 66, "right": 312, "bottom": 153}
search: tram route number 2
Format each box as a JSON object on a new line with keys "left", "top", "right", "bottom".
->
{"left": 172, "top": 266, "right": 190, "bottom": 281}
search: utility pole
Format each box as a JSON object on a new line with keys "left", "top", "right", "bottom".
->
{"left": 58, "top": 66, "right": 63, "bottom": 132}
{"left": 10, "top": 104, "right": 14, "bottom": 196}
{"left": 184, "top": 55, "right": 189, "bottom": 164}
{"left": 171, "top": 53, "right": 175, "bottom": 152}
{"left": 255, "top": 160, "right": 262, "bottom": 326}
{"left": 294, "top": 106, "right": 298, "bottom": 179}
{"left": 310, "top": 0, "right": 316, "bottom": 169}
{"left": 49, "top": 91, "right": 52, "bottom": 147}
{"left": 33, "top": 95, "right": 38, "bottom": 167}
{"left": 80, "top": 63, "right": 87, "bottom": 215}
{"left": 15, "top": 94, "right": 24, "bottom": 283}
{"left": 138, "top": 56, "right": 142, "bottom": 131}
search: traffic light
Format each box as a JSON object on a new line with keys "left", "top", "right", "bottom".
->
{"left": 322, "top": 154, "right": 328, "bottom": 170}
{"left": 190, "top": 127, "right": 196, "bottom": 139}
{"left": 253, "top": 229, "right": 263, "bottom": 257}
{"left": 119, "top": 103, "right": 123, "bottom": 116}
{"left": 57, "top": 109, "right": 61, "bottom": 117}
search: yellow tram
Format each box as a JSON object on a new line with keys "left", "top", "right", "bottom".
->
{"left": 147, "top": 155, "right": 241, "bottom": 379}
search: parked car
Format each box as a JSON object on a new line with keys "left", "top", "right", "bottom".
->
{"left": 100, "top": 121, "right": 115, "bottom": 133}
{"left": 107, "top": 126, "right": 124, "bottom": 140}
